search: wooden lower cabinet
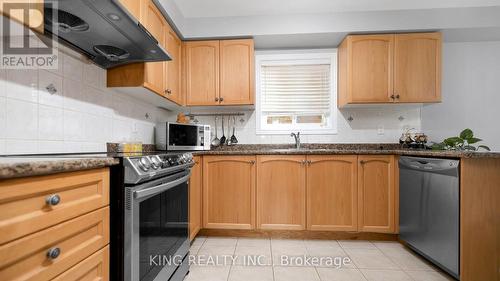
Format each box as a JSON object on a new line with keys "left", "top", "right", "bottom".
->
{"left": 203, "top": 156, "right": 256, "bottom": 229}
{"left": 460, "top": 158, "right": 500, "bottom": 281}
{"left": 0, "top": 168, "right": 110, "bottom": 281}
{"left": 52, "top": 246, "right": 109, "bottom": 281}
{"left": 256, "top": 155, "right": 306, "bottom": 230}
{"left": 357, "top": 155, "right": 397, "bottom": 233}
{"left": 0, "top": 168, "right": 109, "bottom": 245}
{"left": 0, "top": 206, "right": 109, "bottom": 281}
{"left": 307, "top": 155, "right": 358, "bottom": 231}
{"left": 189, "top": 156, "right": 202, "bottom": 240}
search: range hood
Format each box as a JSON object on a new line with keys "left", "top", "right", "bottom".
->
{"left": 44, "top": 0, "right": 171, "bottom": 68}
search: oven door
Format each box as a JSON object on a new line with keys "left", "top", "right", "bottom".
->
{"left": 124, "top": 170, "right": 190, "bottom": 281}
{"left": 167, "top": 123, "right": 203, "bottom": 151}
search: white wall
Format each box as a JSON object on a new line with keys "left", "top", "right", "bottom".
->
{"left": 0, "top": 45, "right": 171, "bottom": 155}
{"left": 421, "top": 41, "right": 500, "bottom": 151}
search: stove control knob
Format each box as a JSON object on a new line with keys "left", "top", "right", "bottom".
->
{"left": 168, "top": 158, "right": 176, "bottom": 166}
{"left": 137, "top": 157, "right": 151, "bottom": 172}
{"left": 150, "top": 156, "right": 161, "bottom": 169}
{"left": 184, "top": 153, "right": 193, "bottom": 163}
{"left": 177, "top": 155, "right": 186, "bottom": 164}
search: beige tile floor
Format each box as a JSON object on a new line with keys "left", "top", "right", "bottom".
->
{"left": 184, "top": 237, "right": 455, "bottom": 281}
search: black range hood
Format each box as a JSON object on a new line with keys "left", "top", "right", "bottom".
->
{"left": 44, "top": 0, "right": 171, "bottom": 69}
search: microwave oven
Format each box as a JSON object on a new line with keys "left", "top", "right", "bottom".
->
{"left": 156, "top": 122, "right": 211, "bottom": 151}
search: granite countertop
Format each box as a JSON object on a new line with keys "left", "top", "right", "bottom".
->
{"left": 1, "top": 143, "right": 498, "bottom": 180}
{"left": 194, "top": 144, "right": 500, "bottom": 159}
{"left": 0, "top": 154, "right": 120, "bottom": 180}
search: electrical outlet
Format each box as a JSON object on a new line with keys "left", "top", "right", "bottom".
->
{"left": 377, "top": 125, "right": 385, "bottom": 135}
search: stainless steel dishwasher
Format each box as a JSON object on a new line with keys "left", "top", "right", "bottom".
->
{"left": 399, "top": 156, "right": 460, "bottom": 279}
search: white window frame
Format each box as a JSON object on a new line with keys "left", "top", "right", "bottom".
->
{"left": 255, "top": 49, "right": 338, "bottom": 135}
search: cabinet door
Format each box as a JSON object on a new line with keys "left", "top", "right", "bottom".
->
{"left": 358, "top": 155, "right": 396, "bottom": 233}
{"left": 307, "top": 155, "right": 358, "bottom": 231}
{"left": 346, "top": 34, "right": 394, "bottom": 104}
{"left": 394, "top": 32, "right": 442, "bottom": 103}
{"left": 165, "top": 26, "right": 183, "bottom": 104}
{"left": 203, "top": 156, "right": 256, "bottom": 229}
{"left": 185, "top": 41, "right": 220, "bottom": 105}
{"left": 219, "top": 39, "right": 255, "bottom": 105}
{"left": 141, "top": 0, "right": 165, "bottom": 95}
{"left": 189, "top": 156, "right": 202, "bottom": 240}
{"left": 0, "top": 0, "right": 44, "bottom": 34}
{"left": 119, "top": 0, "right": 140, "bottom": 19}
{"left": 256, "top": 156, "right": 306, "bottom": 230}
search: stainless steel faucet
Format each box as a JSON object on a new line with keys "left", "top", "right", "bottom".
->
{"left": 291, "top": 132, "right": 301, "bottom": 149}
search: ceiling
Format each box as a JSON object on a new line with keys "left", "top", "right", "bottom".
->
{"left": 172, "top": 0, "right": 500, "bottom": 18}
{"left": 157, "top": 0, "right": 500, "bottom": 48}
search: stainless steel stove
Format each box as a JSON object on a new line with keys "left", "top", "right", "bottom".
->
{"left": 111, "top": 152, "right": 193, "bottom": 281}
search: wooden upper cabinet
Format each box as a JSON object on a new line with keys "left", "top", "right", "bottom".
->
{"left": 184, "top": 39, "right": 255, "bottom": 106}
{"left": 184, "top": 41, "right": 220, "bottom": 106}
{"left": 140, "top": 0, "right": 166, "bottom": 49}
{"left": 118, "top": 0, "right": 141, "bottom": 19}
{"left": 0, "top": 0, "right": 44, "bottom": 34}
{"left": 306, "top": 155, "right": 358, "bottom": 231}
{"left": 141, "top": 0, "right": 166, "bottom": 94}
{"left": 256, "top": 156, "right": 306, "bottom": 230}
{"left": 203, "top": 156, "right": 256, "bottom": 230}
{"left": 358, "top": 155, "right": 396, "bottom": 233}
{"left": 165, "top": 26, "right": 183, "bottom": 104}
{"left": 394, "top": 33, "right": 442, "bottom": 103}
{"left": 339, "top": 34, "right": 394, "bottom": 107}
{"left": 219, "top": 39, "right": 255, "bottom": 105}
{"left": 107, "top": 0, "right": 185, "bottom": 105}
{"left": 338, "top": 32, "right": 441, "bottom": 107}
{"left": 189, "top": 156, "right": 202, "bottom": 240}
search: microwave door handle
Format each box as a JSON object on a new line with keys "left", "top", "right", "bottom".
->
{"left": 133, "top": 173, "right": 191, "bottom": 200}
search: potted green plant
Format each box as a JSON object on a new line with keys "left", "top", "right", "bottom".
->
{"left": 431, "top": 128, "right": 490, "bottom": 151}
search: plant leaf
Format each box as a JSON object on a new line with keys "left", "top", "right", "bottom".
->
{"left": 444, "top": 137, "right": 463, "bottom": 146}
{"left": 431, "top": 142, "right": 446, "bottom": 150}
{"left": 463, "top": 145, "right": 477, "bottom": 151}
{"left": 478, "top": 145, "right": 491, "bottom": 151}
{"left": 460, "top": 128, "right": 474, "bottom": 139}
{"left": 467, "top": 137, "right": 482, "bottom": 144}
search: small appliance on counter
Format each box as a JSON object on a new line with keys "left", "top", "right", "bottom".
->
{"left": 156, "top": 122, "right": 211, "bottom": 151}
{"left": 399, "top": 128, "right": 429, "bottom": 149}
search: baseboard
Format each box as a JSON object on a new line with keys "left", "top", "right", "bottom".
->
{"left": 197, "top": 229, "right": 398, "bottom": 241}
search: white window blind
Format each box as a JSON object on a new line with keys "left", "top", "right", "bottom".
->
{"left": 260, "top": 64, "right": 331, "bottom": 113}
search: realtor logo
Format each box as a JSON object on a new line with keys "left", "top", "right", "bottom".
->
{"left": 1, "top": 1, "right": 58, "bottom": 69}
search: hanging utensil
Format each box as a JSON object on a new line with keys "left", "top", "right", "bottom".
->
{"left": 211, "top": 116, "right": 221, "bottom": 147}
{"left": 230, "top": 116, "right": 238, "bottom": 144}
{"left": 219, "top": 116, "right": 226, "bottom": 145}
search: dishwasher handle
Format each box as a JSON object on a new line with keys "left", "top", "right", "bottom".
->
{"left": 399, "top": 157, "right": 460, "bottom": 176}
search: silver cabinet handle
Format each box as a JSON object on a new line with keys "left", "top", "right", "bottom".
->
{"left": 249, "top": 160, "right": 256, "bottom": 165}
{"left": 219, "top": 97, "right": 224, "bottom": 102}
{"left": 215, "top": 97, "right": 219, "bottom": 102}
{"left": 47, "top": 247, "right": 61, "bottom": 260}
{"left": 166, "top": 89, "right": 172, "bottom": 95}
{"left": 45, "top": 194, "right": 61, "bottom": 206}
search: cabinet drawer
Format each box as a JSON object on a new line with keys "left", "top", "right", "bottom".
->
{"left": 0, "top": 168, "right": 109, "bottom": 244}
{"left": 0, "top": 207, "right": 109, "bottom": 281}
{"left": 52, "top": 245, "right": 109, "bottom": 281}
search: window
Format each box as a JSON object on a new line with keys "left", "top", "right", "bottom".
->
{"left": 255, "top": 50, "right": 337, "bottom": 134}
